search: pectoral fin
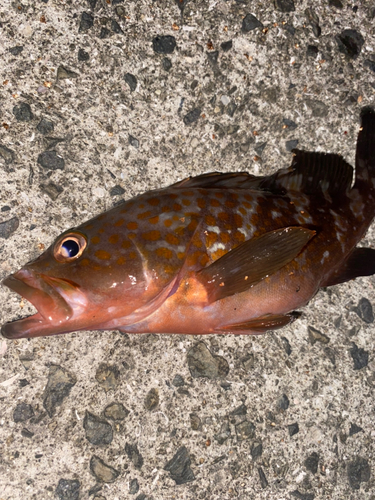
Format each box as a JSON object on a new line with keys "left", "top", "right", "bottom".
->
{"left": 322, "top": 247, "right": 375, "bottom": 287}
{"left": 217, "top": 312, "right": 301, "bottom": 334}
{"left": 197, "top": 226, "right": 315, "bottom": 303}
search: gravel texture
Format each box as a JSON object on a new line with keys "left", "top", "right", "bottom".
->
{"left": 0, "top": 1, "right": 375, "bottom": 499}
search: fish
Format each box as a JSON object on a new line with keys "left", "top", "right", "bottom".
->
{"left": 2, "top": 108, "right": 375, "bottom": 339}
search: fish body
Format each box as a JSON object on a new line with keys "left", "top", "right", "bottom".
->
{"left": 2, "top": 109, "right": 375, "bottom": 339}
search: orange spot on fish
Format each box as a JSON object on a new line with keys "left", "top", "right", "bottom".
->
{"left": 166, "top": 233, "right": 180, "bottom": 245}
{"left": 182, "top": 190, "right": 194, "bottom": 197}
{"left": 173, "top": 203, "right": 182, "bottom": 211}
{"left": 162, "top": 205, "right": 171, "bottom": 212}
{"left": 200, "top": 254, "right": 210, "bottom": 267}
{"left": 149, "top": 216, "right": 160, "bottom": 224}
{"left": 225, "top": 199, "right": 236, "bottom": 209}
{"left": 172, "top": 215, "right": 180, "bottom": 221}
{"left": 210, "top": 198, "right": 220, "bottom": 207}
{"left": 239, "top": 206, "right": 247, "bottom": 215}
{"left": 127, "top": 221, "right": 138, "bottom": 230}
{"left": 164, "top": 219, "right": 173, "bottom": 228}
{"left": 177, "top": 251, "right": 185, "bottom": 259}
{"left": 91, "top": 236, "right": 100, "bottom": 244}
{"left": 117, "top": 256, "right": 126, "bottom": 265}
{"left": 205, "top": 214, "right": 216, "bottom": 226}
{"left": 156, "top": 247, "right": 173, "bottom": 259}
{"left": 187, "top": 219, "right": 198, "bottom": 232}
{"left": 143, "top": 230, "right": 161, "bottom": 241}
{"left": 128, "top": 233, "right": 136, "bottom": 239}
{"left": 109, "top": 234, "right": 119, "bottom": 244}
{"left": 129, "top": 251, "right": 138, "bottom": 259}
{"left": 212, "top": 248, "right": 226, "bottom": 261}
{"left": 205, "top": 231, "right": 218, "bottom": 247}
{"left": 148, "top": 197, "right": 160, "bottom": 206}
{"left": 221, "top": 232, "right": 230, "bottom": 244}
{"left": 218, "top": 212, "right": 229, "bottom": 222}
{"left": 122, "top": 240, "right": 132, "bottom": 249}
{"left": 244, "top": 194, "right": 253, "bottom": 202}
{"left": 197, "top": 198, "right": 206, "bottom": 209}
{"left": 243, "top": 201, "right": 251, "bottom": 209}
{"left": 233, "top": 214, "right": 243, "bottom": 228}
{"left": 234, "top": 230, "right": 246, "bottom": 243}
{"left": 80, "top": 258, "right": 90, "bottom": 266}
{"left": 95, "top": 250, "right": 111, "bottom": 260}
{"left": 137, "top": 211, "right": 152, "bottom": 220}
{"left": 114, "top": 219, "right": 124, "bottom": 227}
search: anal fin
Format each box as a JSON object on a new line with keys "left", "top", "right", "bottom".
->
{"left": 217, "top": 312, "right": 301, "bottom": 334}
{"left": 322, "top": 248, "right": 375, "bottom": 287}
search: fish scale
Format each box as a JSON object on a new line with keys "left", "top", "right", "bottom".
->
{"left": 3, "top": 109, "right": 375, "bottom": 339}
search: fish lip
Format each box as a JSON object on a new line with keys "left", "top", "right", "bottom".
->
{"left": 1, "top": 270, "right": 76, "bottom": 339}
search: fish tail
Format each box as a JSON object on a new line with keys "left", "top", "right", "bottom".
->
{"left": 354, "top": 107, "right": 375, "bottom": 191}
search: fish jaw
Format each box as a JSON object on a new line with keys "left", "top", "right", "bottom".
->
{"left": 1, "top": 269, "right": 88, "bottom": 339}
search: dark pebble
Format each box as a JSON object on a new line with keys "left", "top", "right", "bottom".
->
{"left": 350, "top": 343, "right": 368, "bottom": 370}
{"left": 99, "top": 27, "right": 111, "bottom": 39}
{"left": 251, "top": 442, "right": 263, "bottom": 460}
{"left": 90, "top": 455, "right": 120, "bottom": 483}
{"left": 87, "top": 0, "right": 97, "bottom": 9}
{"left": 0, "top": 145, "right": 15, "bottom": 165}
{"left": 278, "top": 394, "right": 289, "bottom": 410}
{"left": 43, "top": 365, "right": 77, "bottom": 417}
{"left": 305, "top": 99, "right": 328, "bottom": 117}
{"left": 95, "top": 364, "right": 120, "bottom": 391}
{"left": 125, "top": 443, "right": 144, "bottom": 469}
{"left": 258, "top": 467, "right": 268, "bottom": 489}
{"left": 9, "top": 45, "right": 24, "bottom": 56}
{"left": 21, "top": 428, "right": 34, "bottom": 438}
{"left": 124, "top": 73, "right": 137, "bottom": 92}
{"left": 207, "top": 50, "right": 219, "bottom": 65}
{"left": 221, "top": 40, "right": 232, "bottom": 52}
{"left": 291, "top": 491, "right": 315, "bottom": 500}
{"left": 135, "top": 495, "right": 147, "bottom": 500}
{"left": 230, "top": 403, "right": 247, "bottom": 416}
{"left": 83, "top": 411, "right": 113, "bottom": 446}
{"left": 328, "top": 0, "right": 343, "bottom": 7}
{"left": 164, "top": 446, "right": 195, "bottom": 485}
{"left": 347, "top": 457, "right": 370, "bottom": 490}
{"left": 112, "top": 0, "right": 124, "bottom": 4}
{"left": 355, "top": 297, "right": 374, "bottom": 323}
{"left": 0, "top": 216, "right": 19, "bottom": 239}
{"left": 286, "top": 139, "right": 298, "bottom": 152}
{"left": 111, "top": 19, "right": 123, "bottom": 34}
{"left": 214, "top": 420, "right": 231, "bottom": 444}
{"left": 174, "top": 0, "right": 189, "bottom": 12}
{"left": 183, "top": 108, "right": 201, "bottom": 126}
{"left": 162, "top": 57, "right": 172, "bottom": 71}
{"left": 129, "top": 478, "right": 139, "bottom": 494}
{"left": 308, "top": 325, "right": 330, "bottom": 345}
{"left": 172, "top": 374, "right": 184, "bottom": 387}
{"left": 304, "top": 451, "right": 319, "bottom": 474}
{"left": 40, "top": 182, "right": 63, "bottom": 201}
{"left": 55, "top": 479, "right": 80, "bottom": 500}
{"left": 336, "top": 29, "right": 364, "bottom": 60}
{"left": 110, "top": 185, "right": 125, "bottom": 196}
{"left": 37, "top": 118, "right": 54, "bottom": 135}
{"left": 13, "top": 102, "right": 33, "bottom": 122}
{"left": 190, "top": 413, "right": 202, "bottom": 431}
{"left": 281, "top": 336, "right": 292, "bottom": 355}
{"left": 103, "top": 402, "right": 129, "bottom": 420}
{"left": 349, "top": 423, "right": 363, "bottom": 436}
{"left": 129, "top": 135, "right": 139, "bottom": 148}
{"left": 1, "top": 206, "right": 10, "bottom": 212}
{"left": 305, "top": 8, "right": 321, "bottom": 37}
{"left": 152, "top": 35, "right": 176, "bottom": 54}
{"left": 13, "top": 403, "right": 34, "bottom": 423}
{"left": 254, "top": 142, "right": 267, "bottom": 156}
{"left": 288, "top": 422, "right": 299, "bottom": 436}
{"left": 226, "top": 101, "right": 237, "bottom": 117}
{"left": 283, "top": 119, "right": 297, "bottom": 130}
{"left": 220, "top": 381, "right": 231, "bottom": 391}
{"left": 78, "top": 48, "right": 90, "bottom": 61}
{"left": 235, "top": 420, "right": 255, "bottom": 441}
{"left": 37, "top": 151, "right": 65, "bottom": 170}
{"left": 242, "top": 14, "right": 263, "bottom": 33}
{"left": 306, "top": 45, "right": 319, "bottom": 58}
{"left": 364, "top": 59, "right": 375, "bottom": 73}
{"left": 187, "top": 341, "right": 229, "bottom": 379}
{"left": 274, "top": 0, "right": 295, "bottom": 12}
{"left": 79, "top": 12, "right": 94, "bottom": 32}
{"left": 57, "top": 66, "right": 78, "bottom": 80}
{"left": 19, "top": 379, "right": 29, "bottom": 387}
{"left": 144, "top": 388, "right": 159, "bottom": 411}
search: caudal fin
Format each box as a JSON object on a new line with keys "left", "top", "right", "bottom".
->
{"left": 355, "top": 107, "right": 375, "bottom": 188}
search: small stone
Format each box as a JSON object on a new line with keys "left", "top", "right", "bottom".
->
{"left": 364, "top": 59, "right": 375, "bottom": 73}
{"left": 274, "top": 0, "right": 295, "bottom": 12}
{"left": 95, "top": 364, "right": 120, "bottom": 391}
{"left": 305, "top": 8, "right": 321, "bottom": 37}
{"left": 235, "top": 420, "right": 255, "bottom": 441}
{"left": 305, "top": 99, "right": 328, "bottom": 117}
{"left": 242, "top": 14, "right": 263, "bottom": 32}
{"left": 336, "top": 29, "right": 364, "bottom": 60}
{"left": 21, "top": 428, "right": 34, "bottom": 438}
{"left": 110, "top": 185, "right": 125, "bottom": 196}
{"left": 347, "top": 457, "right": 370, "bottom": 490}
{"left": 174, "top": 0, "right": 189, "bottom": 13}
{"left": 221, "top": 40, "right": 232, "bottom": 52}
{"left": 152, "top": 35, "right": 176, "bottom": 54}
{"left": 187, "top": 341, "right": 229, "bottom": 379}
{"left": 103, "top": 402, "right": 129, "bottom": 421}
{"left": 214, "top": 420, "right": 231, "bottom": 444}
{"left": 324, "top": 347, "right": 336, "bottom": 366}
{"left": 258, "top": 467, "right": 268, "bottom": 489}
{"left": 57, "top": 66, "right": 78, "bottom": 80}
{"left": 99, "top": 27, "right": 111, "bottom": 39}
{"left": 40, "top": 182, "right": 63, "bottom": 201}
{"left": 87, "top": 0, "right": 97, "bottom": 8}
{"left": 43, "top": 365, "right": 77, "bottom": 417}
{"left": 124, "top": 73, "right": 137, "bottom": 92}
{"left": 286, "top": 139, "right": 298, "bottom": 152}
{"left": 164, "top": 446, "right": 195, "bottom": 485}
{"left": 83, "top": 411, "right": 113, "bottom": 446}
{"left": 0, "top": 145, "right": 15, "bottom": 164}
{"left": 304, "top": 452, "right": 319, "bottom": 474}
{"left": 291, "top": 492, "right": 315, "bottom": 500}
{"left": 251, "top": 442, "right": 263, "bottom": 460}
{"left": 355, "top": 297, "right": 374, "bottom": 323}
{"left": 226, "top": 102, "right": 237, "bottom": 117}
{"left": 129, "top": 135, "right": 139, "bottom": 148}
{"left": 308, "top": 326, "right": 330, "bottom": 345}
{"left": 37, "top": 151, "right": 65, "bottom": 170}
{"left": 278, "top": 394, "right": 289, "bottom": 410}
{"left": 190, "top": 413, "right": 202, "bottom": 431}
{"left": 288, "top": 422, "right": 299, "bottom": 437}
{"left": 111, "top": 19, "right": 123, "bottom": 34}
{"left": 55, "top": 479, "right": 80, "bottom": 500}
{"left": 9, "top": 45, "right": 24, "bottom": 55}
{"left": 230, "top": 404, "right": 247, "bottom": 416}
{"left": 78, "top": 48, "right": 90, "bottom": 61}
{"left": 349, "top": 423, "right": 363, "bottom": 436}
{"left": 135, "top": 495, "right": 147, "bottom": 500}
{"left": 13, "top": 403, "right": 34, "bottom": 423}
{"left": 129, "top": 478, "right": 139, "bottom": 494}
{"left": 162, "top": 58, "right": 172, "bottom": 71}
{"left": 207, "top": 50, "right": 219, "bottom": 65}
{"left": 328, "top": 0, "right": 343, "bottom": 7}
{"left": 183, "top": 108, "right": 201, "bottom": 126}
{"left": 350, "top": 343, "right": 368, "bottom": 370}
{"left": 79, "top": 12, "right": 94, "bottom": 32}
{"left": 172, "top": 374, "right": 184, "bottom": 387}
{"left": 0, "top": 217, "right": 19, "bottom": 239}
{"left": 125, "top": 443, "right": 144, "bottom": 469}
{"left": 281, "top": 336, "right": 292, "bottom": 355}
{"left": 306, "top": 45, "right": 319, "bottom": 58}
{"left": 254, "top": 142, "right": 267, "bottom": 156}
{"left": 90, "top": 455, "right": 120, "bottom": 483}
{"left": 144, "top": 388, "right": 159, "bottom": 411}
{"left": 13, "top": 102, "right": 33, "bottom": 122}
{"left": 37, "top": 118, "right": 54, "bottom": 135}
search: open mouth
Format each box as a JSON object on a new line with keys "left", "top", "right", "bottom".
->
{"left": 1, "top": 270, "right": 79, "bottom": 339}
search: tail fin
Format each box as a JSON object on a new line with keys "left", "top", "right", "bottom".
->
{"left": 354, "top": 107, "right": 375, "bottom": 188}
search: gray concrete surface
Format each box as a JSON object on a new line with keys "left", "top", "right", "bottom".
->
{"left": 1, "top": 0, "right": 375, "bottom": 499}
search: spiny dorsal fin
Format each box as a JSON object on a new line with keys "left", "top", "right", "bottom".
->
{"left": 170, "top": 171, "right": 268, "bottom": 190}
{"left": 197, "top": 226, "right": 315, "bottom": 303}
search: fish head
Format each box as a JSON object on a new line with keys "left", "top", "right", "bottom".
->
{"left": 1, "top": 215, "right": 148, "bottom": 339}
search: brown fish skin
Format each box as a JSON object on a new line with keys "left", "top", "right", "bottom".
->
{"left": 2, "top": 109, "right": 375, "bottom": 339}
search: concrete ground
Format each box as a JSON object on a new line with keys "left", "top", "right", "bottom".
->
{"left": 0, "top": 0, "right": 374, "bottom": 499}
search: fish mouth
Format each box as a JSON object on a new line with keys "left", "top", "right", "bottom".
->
{"left": 1, "top": 269, "right": 86, "bottom": 339}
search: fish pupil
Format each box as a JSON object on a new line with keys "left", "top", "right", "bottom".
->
{"left": 62, "top": 239, "right": 80, "bottom": 258}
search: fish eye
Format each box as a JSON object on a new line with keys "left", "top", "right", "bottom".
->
{"left": 54, "top": 233, "right": 87, "bottom": 262}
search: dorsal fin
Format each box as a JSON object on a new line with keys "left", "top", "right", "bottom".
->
{"left": 170, "top": 171, "right": 268, "bottom": 190}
